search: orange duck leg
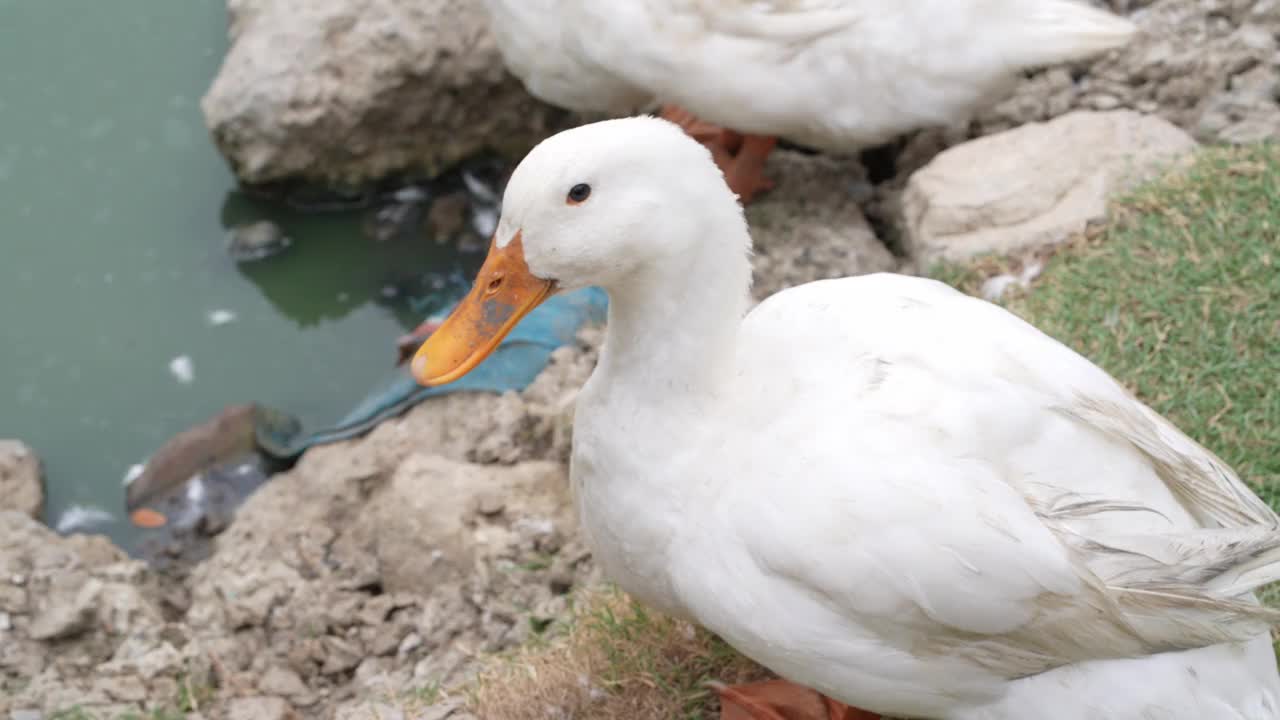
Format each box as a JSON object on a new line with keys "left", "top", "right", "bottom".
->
{"left": 714, "top": 679, "right": 881, "bottom": 720}
{"left": 659, "top": 105, "right": 777, "bottom": 205}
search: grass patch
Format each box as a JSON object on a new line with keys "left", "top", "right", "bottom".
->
{"left": 937, "top": 143, "right": 1280, "bottom": 498}
{"left": 461, "top": 587, "right": 766, "bottom": 720}
{"left": 445, "top": 143, "right": 1280, "bottom": 718}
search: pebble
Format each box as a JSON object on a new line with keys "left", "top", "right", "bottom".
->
{"left": 397, "top": 632, "right": 423, "bottom": 657}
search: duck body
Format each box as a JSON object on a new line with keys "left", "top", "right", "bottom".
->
{"left": 412, "top": 117, "right": 1280, "bottom": 719}
{"left": 575, "top": 272, "right": 1280, "bottom": 718}
{"left": 489, "top": 0, "right": 1134, "bottom": 150}
{"left": 480, "top": 0, "right": 650, "bottom": 114}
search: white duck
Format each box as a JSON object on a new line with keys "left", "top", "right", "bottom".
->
{"left": 480, "top": 0, "right": 1136, "bottom": 202}
{"left": 410, "top": 117, "right": 1280, "bottom": 720}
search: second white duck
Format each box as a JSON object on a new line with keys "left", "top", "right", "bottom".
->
{"left": 480, "top": 0, "right": 1136, "bottom": 202}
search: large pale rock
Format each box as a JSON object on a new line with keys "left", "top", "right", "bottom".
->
{"left": 201, "top": 0, "right": 573, "bottom": 186}
{"left": 346, "top": 454, "right": 572, "bottom": 593}
{"left": 0, "top": 440, "right": 44, "bottom": 519}
{"left": 902, "top": 110, "right": 1196, "bottom": 266}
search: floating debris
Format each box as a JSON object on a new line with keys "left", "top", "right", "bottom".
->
{"left": 55, "top": 505, "right": 115, "bottom": 535}
{"left": 122, "top": 463, "right": 146, "bottom": 487}
{"left": 469, "top": 204, "right": 499, "bottom": 240}
{"left": 461, "top": 160, "right": 503, "bottom": 240}
{"left": 461, "top": 165, "right": 501, "bottom": 204}
{"left": 128, "top": 397, "right": 261, "bottom": 520}
{"left": 207, "top": 309, "right": 237, "bottom": 326}
{"left": 366, "top": 201, "right": 420, "bottom": 242}
{"left": 981, "top": 260, "right": 1044, "bottom": 302}
{"left": 425, "top": 192, "right": 468, "bottom": 243}
{"left": 132, "top": 457, "right": 273, "bottom": 568}
{"left": 393, "top": 185, "right": 428, "bottom": 204}
{"left": 168, "top": 355, "right": 195, "bottom": 384}
{"left": 226, "top": 219, "right": 292, "bottom": 262}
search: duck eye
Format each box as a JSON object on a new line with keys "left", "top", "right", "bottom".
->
{"left": 567, "top": 183, "right": 591, "bottom": 204}
{"left": 487, "top": 274, "right": 504, "bottom": 293}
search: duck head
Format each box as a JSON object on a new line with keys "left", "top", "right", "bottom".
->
{"left": 410, "top": 116, "right": 746, "bottom": 387}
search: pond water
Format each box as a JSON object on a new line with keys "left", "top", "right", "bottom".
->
{"left": 0, "top": 1, "right": 481, "bottom": 548}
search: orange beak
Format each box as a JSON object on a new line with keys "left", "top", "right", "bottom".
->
{"left": 411, "top": 231, "right": 556, "bottom": 386}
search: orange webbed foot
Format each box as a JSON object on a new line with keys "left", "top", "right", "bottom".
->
{"left": 712, "top": 679, "right": 881, "bottom": 720}
{"left": 658, "top": 105, "right": 777, "bottom": 205}
{"left": 720, "top": 133, "right": 777, "bottom": 205}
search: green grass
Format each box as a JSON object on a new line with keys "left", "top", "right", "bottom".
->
{"left": 461, "top": 587, "right": 766, "bottom": 720}
{"left": 936, "top": 143, "right": 1280, "bottom": 502}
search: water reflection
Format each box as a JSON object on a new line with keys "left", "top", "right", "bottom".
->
{"left": 218, "top": 159, "right": 498, "bottom": 330}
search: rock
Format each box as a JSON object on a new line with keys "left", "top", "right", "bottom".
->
{"left": 91, "top": 673, "right": 148, "bottom": 702}
{"left": 0, "top": 513, "right": 176, "bottom": 719}
{"left": 201, "top": 0, "right": 572, "bottom": 187}
{"left": 28, "top": 577, "right": 101, "bottom": 641}
{"left": 748, "top": 151, "right": 898, "bottom": 300}
{"left": 344, "top": 454, "right": 572, "bottom": 592}
{"left": 334, "top": 701, "right": 406, "bottom": 720}
{"left": 417, "top": 700, "right": 473, "bottom": 720}
{"left": 901, "top": 110, "right": 1197, "bottom": 266}
{"left": 172, "top": 350, "right": 601, "bottom": 715}
{"left": 227, "top": 220, "right": 291, "bottom": 262}
{"left": 226, "top": 696, "right": 300, "bottom": 720}
{"left": 1197, "top": 63, "right": 1280, "bottom": 144}
{"left": 975, "top": 0, "right": 1280, "bottom": 145}
{"left": 0, "top": 264, "right": 599, "bottom": 718}
{"left": 102, "top": 640, "right": 184, "bottom": 680}
{"left": 259, "top": 665, "right": 313, "bottom": 699}
{"left": 0, "top": 440, "right": 44, "bottom": 519}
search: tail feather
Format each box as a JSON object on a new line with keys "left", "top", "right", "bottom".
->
{"left": 1077, "top": 524, "right": 1280, "bottom": 649}
{"left": 997, "top": 1, "right": 1136, "bottom": 70}
{"left": 1043, "top": 504, "right": 1280, "bottom": 655}
{"left": 1111, "top": 586, "right": 1280, "bottom": 652}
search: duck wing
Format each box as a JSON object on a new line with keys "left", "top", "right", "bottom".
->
{"left": 733, "top": 446, "right": 1280, "bottom": 680}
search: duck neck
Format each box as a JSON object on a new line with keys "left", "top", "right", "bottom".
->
{"left": 596, "top": 222, "right": 752, "bottom": 402}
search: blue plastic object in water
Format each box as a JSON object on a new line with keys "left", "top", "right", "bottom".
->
{"left": 255, "top": 286, "right": 609, "bottom": 459}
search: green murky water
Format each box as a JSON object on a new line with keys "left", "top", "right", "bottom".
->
{"left": 0, "top": 2, "right": 479, "bottom": 547}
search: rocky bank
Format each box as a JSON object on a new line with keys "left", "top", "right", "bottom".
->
{"left": 4, "top": 0, "right": 1276, "bottom": 717}
{"left": 0, "top": 149, "right": 902, "bottom": 720}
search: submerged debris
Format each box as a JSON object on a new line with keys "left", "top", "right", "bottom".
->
{"left": 53, "top": 504, "right": 115, "bottom": 534}
{"left": 226, "top": 219, "right": 292, "bottom": 262}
